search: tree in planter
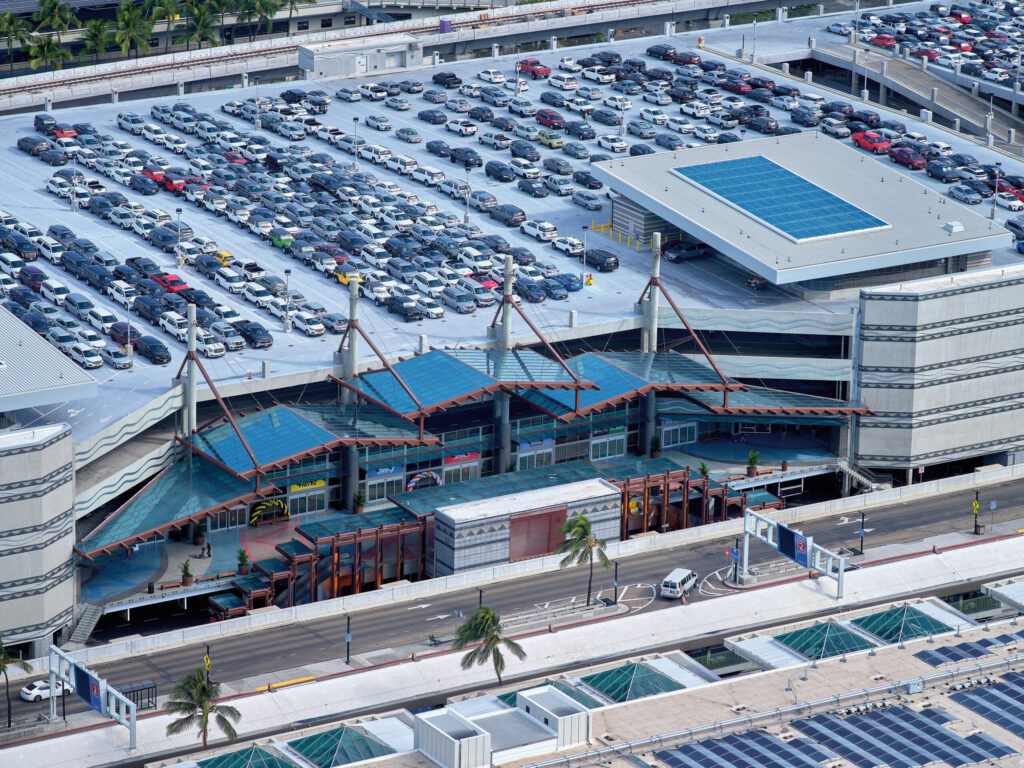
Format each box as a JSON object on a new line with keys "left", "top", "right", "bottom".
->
{"left": 144, "top": 0, "right": 179, "bottom": 54}
{"left": 555, "top": 512, "right": 610, "bottom": 606}
{"left": 113, "top": 1, "right": 153, "bottom": 61}
{"left": 747, "top": 450, "right": 760, "bottom": 476}
{"left": 236, "top": 548, "right": 250, "bottom": 574}
{"left": 452, "top": 606, "right": 525, "bottom": 686}
{"left": 33, "top": 0, "right": 78, "bottom": 47}
{"left": 0, "top": 633, "right": 31, "bottom": 729}
{"left": 649, "top": 435, "right": 661, "bottom": 457}
{"left": 166, "top": 667, "right": 240, "bottom": 750}
{"left": 353, "top": 491, "right": 365, "bottom": 513}
{"left": 28, "top": 34, "right": 71, "bottom": 71}
{"left": 698, "top": 461, "right": 709, "bottom": 478}
{"left": 179, "top": 559, "right": 193, "bottom": 585}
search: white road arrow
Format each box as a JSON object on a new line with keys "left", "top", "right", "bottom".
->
{"left": 426, "top": 614, "right": 450, "bottom": 621}
{"left": 406, "top": 603, "right": 431, "bottom": 610}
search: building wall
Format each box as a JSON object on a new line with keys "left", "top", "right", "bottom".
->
{"left": 0, "top": 424, "right": 76, "bottom": 657}
{"left": 856, "top": 268, "right": 1024, "bottom": 469}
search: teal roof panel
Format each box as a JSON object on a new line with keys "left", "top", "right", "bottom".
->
{"left": 287, "top": 725, "right": 395, "bottom": 768}
{"left": 198, "top": 745, "right": 295, "bottom": 768}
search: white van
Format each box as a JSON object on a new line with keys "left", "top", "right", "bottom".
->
{"left": 160, "top": 311, "right": 189, "bottom": 342}
{"left": 659, "top": 568, "right": 698, "bottom": 599}
{"left": 359, "top": 144, "right": 392, "bottom": 164}
{"left": 384, "top": 154, "right": 418, "bottom": 174}
{"left": 411, "top": 166, "right": 445, "bottom": 186}
{"left": 36, "top": 237, "right": 65, "bottom": 265}
{"left": 107, "top": 280, "right": 139, "bottom": 310}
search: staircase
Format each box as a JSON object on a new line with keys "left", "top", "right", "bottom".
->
{"left": 836, "top": 458, "right": 891, "bottom": 493}
{"left": 66, "top": 603, "right": 103, "bottom": 648}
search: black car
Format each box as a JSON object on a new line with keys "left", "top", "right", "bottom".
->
{"left": 232, "top": 320, "right": 273, "bottom": 348}
{"left": 432, "top": 71, "right": 462, "bottom": 88}
{"left": 790, "top": 107, "right": 820, "bottom": 126}
{"left": 594, "top": 50, "right": 622, "bottom": 65}
{"left": 399, "top": 80, "right": 424, "bottom": 93}
{"left": 88, "top": 196, "right": 114, "bottom": 218}
{"left": 21, "top": 311, "right": 49, "bottom": 335}
{"left": 491, "top": 116, "right": 517, "bottom": 131}
{"left": 565, "top": 121, "right": 596, "bottom": 139}
{"left": 591, "top": 109, "right": 622, "bottom": 126}
{"left": 451, "top": 147, "right": 482, "bottom": 167}
{"left": 489, "top": 204, "right": 526, "bottom": 226}
{"left": 46, "top": 224, "right": 76, "bottom": 246}
{"left": 518, "top": 179, "right": 548, "bottom": 197}
{"left": 81, "top": 264, "right": 114, "bottom": 291}
{"left": 485, "top": 161, "right": 516, "bottom": 182}
{"left": 629, "top": 144, "right": 655, "bottom": 156}
{"left": 771, "top": 127, "right": 800, "bottom": 137}
{"left": 468, "top": 106, "right": 494, "bottom": 122}
{"left": 149, "top": 227, "right": 179, "bottom": 252}
{"left": 540, "top": 91, "right": 567, "bottom": 108}
{"left": 194, "top": 253, "right": 223, "bottom": 279}
{"left": 426, "top": 140, "right": 452, "bottom": 158}
{"left": 309, "top": 173, "right": 342, "bottom": 193}
{"left": 126, "top": 256, "right": 160, "bottom": 277}
{"left": 136, "top": 335, "right": 172, "bottom": 363}
{"left": 386, "top": 295, "right": 425, "bottom": 322}
{"left": 179, "top": 287, "right": 215, "bottom": 308}
{"left": 159, "top": 291, "right": 188, "bottom": 314}
{"left": 573, "top": 170, "right": 602, "bottom": 189}
{"left": 509, "top": 140, "right": 540, "bottom": 161}
{"left": 851, "top": 109, "right": 881, "bottom": 127}
{"left": 40, "top": 149, "right": 68, "bottom": 166}
{"left": 663, "top": 241, "right": 714, "bottom": 262}
{"left": 61, "top": 252, "right": 91, "bottom": 279}
{"left": 509, "top": 246, "right": 536, "bottom": 265}
{"left": 646, "top": 43, "right": 677, "bottom": 60}
{"left": 544, "top": 157, "right": 572, "bottom": 175}
{"left": 823, "top": 100, "right": 853, "bottom": 116}
{"left": 17, "top": 136, "right": 50, "bottom": 155}
{"left": 747, "top": 116, "right": 778, "bottom": 134}
{"left": 583, "top": 248, "right": 619, "bottom": 271}
{"left": 418, "top": 109, "right": 447, "bottom": 124}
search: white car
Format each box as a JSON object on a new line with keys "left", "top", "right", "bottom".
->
{"left": 997, "top": 192, "right": 1024, "bottom": 210}
{"left": 293, "top": 311, "right": 325, "bottom": 336}
{"left": 142, "top": 123, "right": 168, "bottom": 144}
{"left": 503, "top": 78, "right": 528, "bottom": 92}
{"left": 242, "top": 282, "right": 272, "bottom": 308}
{"left": 46, "top": 177, "right": 72, "bottom": 198}
{"left": 132, "top": 219, "right": 156, "bottom": 239}
{"left": 110, "top": 167, "right": 134, "bottom": 186}
{"left": 69, "top": 342, "right": 103, "bottom": 369}
{"left": 109, "top": 208, "right": 137, "bottom": 228}
{"left": 681, "top": 101, "right": 711, "bottom": 118}
{"left": 826, "top": 21, "right": 852, "bottom": 34}
{"left": 771, "top": 95, "right": 799, "bottom": 111}
{"left": 510, "top": 158, "right": 541, "bottom": 178}
{"left": 86, "top": 308, "right": 118, "bottom": 334}
{"left": 174, "top": 241, "right": 202, "bottom": 265}
{"left": 597, "top": 135, "right": 628, "bottom": 152}
{"left": 549, "top": 74, "right": 578, "bottom": 90}
{"left": 604, "top": 94, "right": 632, "bottom": 111}
{"left": 477, "top": 68, "right": 506, "bottom": 83}
{"left": 512, "top": 124, "right": 539, "bottom": 140}
{"left": 446, "top": 119, "right": 478, "bottom": 136}
{"left": 583, "top": 67, "right": 615, "bottom": 83}
{"left": 640, "top": 107, "right": 668, "bottom": 125}
{"left": 666, "top": 116, "right": 695, "bottom": 134}
{"left": 643, "top": 91, "right": 672, "bottom": 105}
{"left": 559, "top": 57, "right": 582, "bottom": 72}
{"left": 520, "top": 219, "right": 558, "bottom": 241}
{"left": 20, "top": 679, "right": 73, "bottom": 703}
{"left": 694, "top": 125, "right": 719, "bottom": 142}
{"left": 551, "top": 236, "right": 584, "bottom": 255}
{"left": 365, "top": 114, "right": 392, "bottom": 130}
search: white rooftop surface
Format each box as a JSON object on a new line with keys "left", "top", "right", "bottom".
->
{"left": 0, "top": 306, "right": 96, "bottom": 411}
{"left": 300, "top": 32, "right": 420, "bottom": 53}
{"left": 728, "top": 632, "right": 810, "bottom": 669}
{"left": 5, "top": 24, "right": 1024, "bottom": 445}
{"left": 471, "top": 709, "right": 555, "bottom": 751}
{"left": 435, "top": 478, "right": 619, "bottom": 523}
{"left": 985, "top": 576, "right": 1024, "bottom": 612}
{"left": 592, "top": 132, "right": 1012, "bottom": 284}
{"left": 361, "top": 718, "right": 415, "bottom": 752}
{"left": 864, "top": 260, "right": 1024, "bottom": 295}
{"left": 521, "top": 687, "right": 587, "bottom": 716}
{"left": 449, "top": 694, "right": 510, "bottom": 719}
{"left": 645, "top": 651, "right": 718, "bottom": 688}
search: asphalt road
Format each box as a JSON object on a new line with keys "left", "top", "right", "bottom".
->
{"left": 16, "top": 480, "right": 1024, "bottom": 721}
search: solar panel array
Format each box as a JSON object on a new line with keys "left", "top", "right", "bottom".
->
{"left": 655, "top": 730, "right": 833, "bottom": 768}
{"left": 674, "top": 156, "right": 888, "bottom": 241}
{"left": 791, "top": 705, "right": 1015, "bottom": 768}
{"left": 952, "top": 670, "right": 1024, "bottom": 738}
{"left": 914, "top": 641, "right": 994, "bottom": 667}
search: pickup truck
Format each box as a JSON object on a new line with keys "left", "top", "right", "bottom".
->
{"left": 559, "top": 57, "right": 582, "bottom": 72}
{"left": 518, "top": 58, "right": 551, "bottom": 79}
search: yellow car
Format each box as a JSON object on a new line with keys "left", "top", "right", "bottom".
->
{"left": 212, "top": 250, "right": 233, "bottom": 266}
{"left": 537, "top": 129, "right": 564, "bottom": 148}
{"left": 334, "top": 267, "right": 363, "bottom": 285}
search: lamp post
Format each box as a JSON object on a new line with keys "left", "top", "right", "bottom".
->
{"left": 352, "top": 116, "right": 360, "bottom": 172}
{"left": 175, "top": 207, "right": 183, "bottom": 265}
{"left": 463, "top": 165, "right": 472, "bottom": 224}
{"left": 253, "top": 75, "right": 261, "bottom": 131}
{"left": 992, "top": 161, "right": 1002, "bottom": 221}
{"left": 284, "top": 267, "right": 292, "bottom": 332}
{"left": 580, "top": 225, "right": 588, "bottom": 287}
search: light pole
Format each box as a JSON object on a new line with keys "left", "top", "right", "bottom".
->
{"left": 283, "top": 267, "right": 292, "bottom": 332}
{"left": 253, "top": 75, "right": 261, "bottom": 131}
{"left": 175, "top": 207, "right": 183, "bottom": 265}
{"left": 477, "top": 587, "right": 484, "bottom": 607}
{"left": 992, "top": 161, "right": 1002, "bottom": 221}
{"left": 463, "top": 165, "right": 472, "bottom": 224}
{"left": 352, "top": 116, "right": 360, "bottom": 172}
{"left": 580, "top": 225, "right": 588, "bottom": 287}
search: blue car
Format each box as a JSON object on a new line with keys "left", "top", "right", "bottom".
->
{"left": 514, "top": 279, "right": 546, "bottom": 303}
{"left": 539, "top": 278, "right": 568, "bottom": 300}
{"left": 551, "top": 272, "right": 583, "bottom": 291}
{"left": 425, "top": 140, "right": 451, "bottom": 158}
{"left": 418, "top": 109, "right": 447, "bottom": 125}
{"left": 129, "top": 174, "right": 159, "bottom": 195}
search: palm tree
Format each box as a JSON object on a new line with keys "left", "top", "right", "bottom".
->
{"left": 79, "top": 18, "right": 113, "bottom": 63}
{"left": 452, "top": 606, "right": 525, "bottom": 686}
{"left": 33, "top": 0, "right": 79, "bottom": 46}
{"left": 178, "top": 6, "right": 217, "bottom": 50}
{"left": 284, "top": 0, "right": 314, "bottom": 33}
{"left": 113, "top": 1, "right": 153, "bottom": 60}
{"left": 165, "top": 667, "right": 240, "bottom": 750}
{"left": 254, "top": 0, "right": 283, "bottom": 39}
{"left": 28, "top": 33, "right": 71, "bottom": 71}
{"left": 144, "top": 0, "right": 179, "bottom": 54}
{"left": 205, "top": 0, "right": 237, "bottom": 44}
{"left": 0, "top": 634, "right": 32, "bottom": 730}
{"left": 0, "top": 12, "right": 32, "bottom": 74}
{"left": 555, "top": 512, "right": 610, "bottom": 607}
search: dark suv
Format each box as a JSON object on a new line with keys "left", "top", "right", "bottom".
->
{"left": 451, "top": 147, "right": 482, "bottom": 167}
{"left": 432, "top": 71, "right": 462, "bottom": 88}
{"left": 489, "top": 204, "right": 526, "bottom": 227}
{"left": 583, "top": 249, "right": 619, "bottom": 271}
{"left": 18, "top": 136, "right": 51, "bottom": 155}
{"left": 136, "top": 335, "right": 172, "bottom": 363}
{"left": 646, "top": 43, "right": 677, "bottom": 60}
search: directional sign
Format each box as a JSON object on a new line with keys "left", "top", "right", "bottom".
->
{"left": 728, "top": 547, "right": 740, "bottom": 564}
{"left": 345, "top": 633, "right": 353, "bottom": 643}
{"left": 73, "top": 664, "right": 104, "bottom": 714}
{"left": 972, "top": 500, "right": 980, "bottom": 516}
{"left": 990, "top": 501, "right": 998, "bottom": 511}
{"left": 777, "top": 524, "right": 810, "bottom": 568}
{"left": 203, "top": 654, "right": 211, "bottom": 672}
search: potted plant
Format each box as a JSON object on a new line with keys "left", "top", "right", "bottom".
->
{"left": 179, "top": 559, "right": 194, "bottom": 587}
{"left": 353, "top": 491, "right": 365, "bottom": 514}
{"left": 699, "top": 461, "right": 709, "bottom": 478}
{"left": 746, "top": 450, "right": 760, "bottom": 478}
{"left": 650, "top": 435, "right": 661, "bottom": 459}
{"left": 236, "top": 548, "right": 250, "bottom": 575}
{"left": 781, "top": 459, "right": 789, "bottom": 472}
{"left": 194, "top": 529, "right": 205, "bottom": 547}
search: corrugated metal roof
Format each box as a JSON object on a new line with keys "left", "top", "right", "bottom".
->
{"left": 0, "top": 306, "right": 96, "bottom": 412}
{"left": 590, "top": 132, "right": 1012, "bottom": 284}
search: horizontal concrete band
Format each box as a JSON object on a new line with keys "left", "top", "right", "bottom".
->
{"left": 14, "top": 462, "right": 1024, "bottom": 681}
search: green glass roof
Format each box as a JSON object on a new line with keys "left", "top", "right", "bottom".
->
{"left": 293, "top": 403, "right": 437, "bottom": 443}
{"left": 851, "top": 605, "right": 952, "bottom": 644}
{"left": 775, "top": 620, "right": 876, "bottom": 660}
{"left": 596, "top": 352, "right": 726, "bottom": 388}
{"left": 348, "top": 349, "right": 587, "bottom": 417}
{"left": 389, "top": 460, "right": 604, "bottom": 517}
{"left": 580, "top": 663, "right": 682, "bottom": 703}
{"left": 209, "top": 592, "right": 246, "bottom": 612}
{"left": 685, "top": 385, "right": 864, "bottom": 415}
{"left": 80, "top": 457, "right": 254, "bottom": 557}
{"left": 198, "top": 745, "right": 296, "bottom": 768}
{"left": 593, "top": 455, "right": 686, "bottom": 479}
{"left": 287, "top": 725, "right": 395, "bottom": 768}
{"left": 518, "top": 353, "right": 651, "bottom": 417}
{"left": 297, "top": 508, "right": 418, "bottom": 541}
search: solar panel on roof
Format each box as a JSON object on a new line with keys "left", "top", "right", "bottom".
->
{"left": 673, "top": 156, "right": 888, "bottom": 242}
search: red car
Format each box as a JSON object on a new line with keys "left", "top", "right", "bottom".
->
{"left": 473, "top": 274, "right": 499, "bottom": 291}
{"left": 517, "top": 58, "right": 551, "bottom": 79}
{"left": 722, "top": 80, "right": 751, "bottom": 94}
{"left": 110, "top": 321, "right": 141, "bottom": 347}
{"left": 852, "top": 131, "right": 890, "bottom": 154}
{"left": 161, "top": 173, "right": 187, "bottom": 193}
{"left": 18, "top": 265, "right": 47, "bottom": 291}
{"left": 950, "top": 9, "right": 972, "bottom": 23}
{"left": 142, "top": 165, "right": 165, "bottom": 181}
{"left": 152, "top": 273, "right": 189, "bottom": 293}
{"left": 535, "top": 109, "right": 565, "bottom": 128}
{"left": 218, "top": 150, "right": 247, "bottom": 164}
{"left": 911, "top": 47, "right": 941, "bottom": 61}
{"left": 671, "top": 51, "right": 702, "bottom": 66}
{"left": 186, "top": 175, "right": 211, "bottom": 189}
{"left": 888, "top": 147, "right": 926, "bottom": 170}
{"left": 870, "top": 34, "right": 897, "bottom": 48}
{"left": 52, "top": 124, "right": 77, "bottom": 138}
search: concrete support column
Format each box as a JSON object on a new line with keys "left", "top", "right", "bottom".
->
{"left": 186, "top": 304, "right": 197, "bottom": 435}
{"left": 722, "top": 14, "right": 730, "bottom": 27}
{"left": 645, "top": 393, "right": 657, "bottom": 457}
{"left": 549, "top": 36, "right": 558, "bottom": 50}
{"left": 343, "top": 279, "right": 359, "bottom": 405}
{"left": 1009, "top": 128, "right": 1016, "bottom": 145}
{"left": 663, "top": 21, "right": 674, "bottom": 36}
{"left": 29, "top": 638, "right": 48, "bottom": 661}
{"left": 921, "top": 57, "right": 928, "bottom": 72}
{"left": 880, "top": 85, "right": 887, "bottom": 106}
{"left": 971, "top": 81, "right": 979, "bottom": 97}
{"left": 491, "top": 43, "right": 499, "bottom": 58}
{"left": 781, "top": 62, "right": 790, "bottom": 75}
{"left": 45, "top": 95, "right": 53, "bottom": 111}
{"left": 432, "top": 51, "right": 440, "bottom": 65}
{"left": 817, "top": 3, "right": 824, "bottom": 14}
{"left": 953, "top": 117, "right": 961, "bottom": 132}
{"left": 494, "top": 392, "right": 511, "bottom": 473}
{"left": 809, "top": 38, "right": 816, "bottom": 50}
{"left": 344, "top": 445, "right": 358, "bottom": 512}
{"left": 851, "top": 72, "right": 858, "bottom": 92}
{"left": 880, "top": 61, "right": 887, "bottom": 77}
{"left": 853, "top": 0, "right": 860, "bottom": 10}
{"left": 776, "top": 7, "right": 784, "bottom": 21}
{"left": 241, "top": 73, "right": 248, "bottom": 88}
{"left": 111, "top": 90, "right": 119, "bottom": 103}
{"left": 606, "top": 27, "right": 615, "bottom": 42}
{"left": 860, "top": 88, "right": 869, "bottom": 101}
{"left": 920, "top": 108, "right": 932, "bottom": 122}
{"left": 804, "top": 70, "right": 813, "bottom": 83}
{"left": 177, "top": 81, "right": 185, "bottom": 97}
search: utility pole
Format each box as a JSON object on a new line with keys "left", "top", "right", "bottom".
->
{"left": 204, "top": 643, "right": 212, "bottom": 686}
{"left": 858, "top": 511, "right": 867, "bottom": 555}
{"left": 345, "top": 615, "right": 352, "bottom": 664}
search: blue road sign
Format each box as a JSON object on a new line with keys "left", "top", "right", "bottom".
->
{"left": 990, "top": 501, "right": 998, "bottom": 511}
{"left": 729, "top": 547, "right": 739, "bottom": 564}
{"left": 344, "top": 633, "right": 353, "bottom": 643}
{"left": 777, "top": 524, "right": 810, "bottom": 568}
{"left": 73, "top": 664, "right": 103, "bottom": 714}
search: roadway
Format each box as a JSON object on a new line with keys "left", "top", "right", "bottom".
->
{"left": 17, "top": 480, "right": 1024, "bottom": 721}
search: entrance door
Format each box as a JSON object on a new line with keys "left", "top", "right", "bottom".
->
{"left": 288, "top": 494, "right": 308, "bottom": 517}
{"left": 356, "top": 55, "right": 368, "bottom": 74}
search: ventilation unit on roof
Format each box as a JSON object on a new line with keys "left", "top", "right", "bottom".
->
{"left": 943, "top": 221, "right": 964, "bottom": 234}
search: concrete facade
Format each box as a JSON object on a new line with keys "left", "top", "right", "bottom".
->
{"left": 298, "top": 34, "right": 424, "bottom": 79}
{"left": 0, "top": 424, "right": 76, "bottom": 657}
{"left": 856, "top": 265, "right": 1024, "bottom": 470}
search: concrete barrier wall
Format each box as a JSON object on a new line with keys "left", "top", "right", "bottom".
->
{"left": 74, "top": 441, "right": 178, "bottom": 518}
{"left": 17, "top": 461, "right": 1023, "bottom": 679}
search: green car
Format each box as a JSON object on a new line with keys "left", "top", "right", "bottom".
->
{"left": 268, "top": 227, "right": 294, "bottom": 249}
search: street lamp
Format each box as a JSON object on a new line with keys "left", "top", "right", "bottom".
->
{"left": 463, "top": 165, "right": 472, "bottom": 224}
{"left": 175, "top": 207, "right": 183, "bottom": 264}
{"left": 992, "top": 161, "right": 1002, "bottom": 221}
{"left": 284, "top": 267, "right": 292, "bottom": 332}
{"left": 253, "top": 75, "right": 262, "bottom": 131}
{"left": 580, "top": 225, "right": 588, "bottom": 288}
{"left": 352, "top": 116, "right": 360, "bottom": 172}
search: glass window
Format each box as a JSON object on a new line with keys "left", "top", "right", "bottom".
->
{"left": 591, "top": 436, "right": 625, "bottom": 461}
{"left": 443, "top": 463, "right": 479, "bottom": 485}
{"left": 662, "top": 422, "right": 697, "bottom": 449}
{"left": 344, "top": 15, "right": 357, "bottom": 25}
{"left": 297, "top": 20, "right": 309, "bottom": 30}
{"left": 321, "top": 18, "right": 333, "bottom": 28}
{"left": 518, "top": 451, "right": 552, "bottom": 471}
{"left": 366, "top": 477, "right": 403, "bottom": 503}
